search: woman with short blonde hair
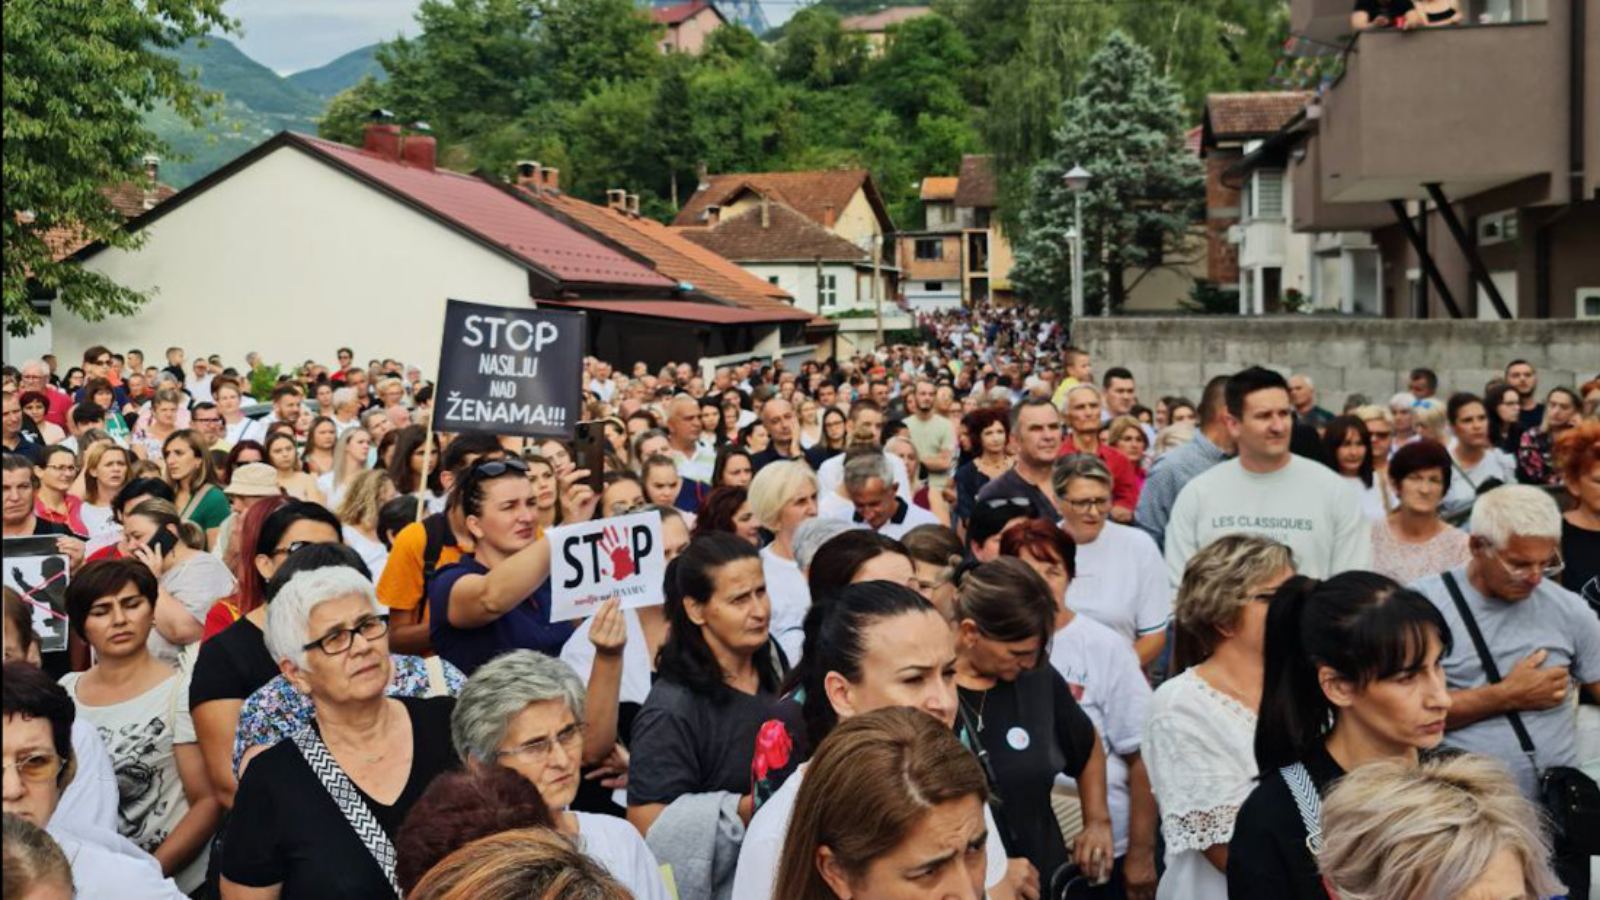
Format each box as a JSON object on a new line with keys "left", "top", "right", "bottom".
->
{"left": 748, "top": 460, "right": 819, "bottom": 664}
{"left": 337, "top": 469, "right": 399, "bottom": 580}
{"left": 1318, "top": 754, "right": 1561, "bottom": 900}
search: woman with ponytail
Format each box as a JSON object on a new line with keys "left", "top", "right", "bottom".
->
{"left": 1226, "top": 572, "right": 1453, "bottom": 899}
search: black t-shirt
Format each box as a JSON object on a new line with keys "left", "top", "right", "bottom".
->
{"left": 1228, "top": 743, "right": 1345, "bottom": 900}
{"left": 749, "top": 446, "right": 802, "bottom": 473}
{"left": 959, "top": 667, "right": 1095, "bottom": 881}
{"left": 1562, "top": 518, "right": 1600, "bottom": 612}
{"left": 190, "top": 617, "right": 279, "bottom": 709}
{"left": 803, "top": 444, "right": 841, "bottom": 469}
{"left": 1353, "top": 0, "right": 1414, "bottom": 20}
{"left": 627, "top": 677, "right": 779, "bottom": 806}
{"left": 975, "top": 468, "right": 1058, "bottom": 523}
{"left": 222, "top": 695, "right": 458, "bottom": 896}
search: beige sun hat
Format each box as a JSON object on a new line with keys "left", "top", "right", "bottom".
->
{"left": 224, "top": 462, "right": 282, "bottom": 497}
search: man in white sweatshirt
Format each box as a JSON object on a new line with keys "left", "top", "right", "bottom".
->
{"left": 1165, "top": 366, "right": 1370, "bottom": 584}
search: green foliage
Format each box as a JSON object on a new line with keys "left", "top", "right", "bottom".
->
{"left": 1181, "top": 281, "right": 1239, "bottom": 315}
{"left": 774, "top": 8, "right": 869, "bottom": 89}
{"left": 317, "top": 77, "right": 390, "bottom": 146}
{"left": 3, "top": 0, "right": 234, "bottom": 336}
{"left": 1011, "top": 31, "right": 1203, "bottom": 318}
{"left": 248, "top": 363, "right": 283, "bottom": 400}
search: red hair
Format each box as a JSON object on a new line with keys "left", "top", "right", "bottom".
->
{"left": 1556, "top": 421, "right": 1600, "bottom": 489}
{"left": 232, "top": 496, "right": 289, "bottom": 615}
{"left": 998, "top": 519, "right": 1077, "bottom": 578}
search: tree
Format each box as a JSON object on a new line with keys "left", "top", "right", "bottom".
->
{"left": 774, "top": 8, "right": 869, "bottom": 89}
{"left": 317, "top": 76, "right": 392, "bottom": 146}
{"left": 3, "top": 0, "right": 234, "bottom": 335}
{"left": 1011, "top": 31, "right": 1202, "bottom": 317}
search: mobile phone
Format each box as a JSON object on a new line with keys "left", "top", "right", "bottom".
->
{"left": 574, "top": 421, "right": 606, "bottom": 496}
{"left": 147, "top": 529, "right": 178, "bottom": 556}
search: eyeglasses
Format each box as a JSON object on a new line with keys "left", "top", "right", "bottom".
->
{"left": 2, "top": 751, "right": 64, "bottom": 784}
{"left": 1368, "top": 430, "right": 1393, "bottom": 440}
{"left": 301, "top": 614, "right": 390, "bottom": 655}
{"left": 1063, "top": 497, "right": 1111, "bottom": 513}
{"left": 472, "top": 457, "right": 527, "bottom": 478}
{"left": 271, "top": 539, "right": 317, "bottom": 560}
{"left": 982, "top": 497, "right": 1032, "bottom": 511}
{"left": 495, "top": 721, "right": 585, "bottom": 764}
{"left": 1485, "top": 547, "right": 1565, "bottom": 582}
{"left": 192, "top": 416, "right": 222, "bottom": 425}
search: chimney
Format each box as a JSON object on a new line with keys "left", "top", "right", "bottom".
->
{"left": 542, "top": 167, "right": 560, "bottom": 193}
{"left": 515, "top": 160, "right": 542, "bottom": 190}
{"left": 626, "top": 193, "right": 641, "bottom": 216}
{"left": 823, "top": 203, "right": 837, "bottom": 230}
{"left": 695, "top": 161, "right": 710, "bottom": 192}
{"left": 606, "top": 189, "right": 627, "bottom": 211}
{"left": 363, "top": 121, "right": 402, "bottom": 162}
{"left": 141, "top": 154, "right": 162, "bottom": 209}
{"left": 760, "top": 195, "right": 770, "bottom": 229}
{"left": 399, "top": 122, "right": 436, "bottom": 171}
{"left": 705, "top": 204, "right": 721, "bottom": 226}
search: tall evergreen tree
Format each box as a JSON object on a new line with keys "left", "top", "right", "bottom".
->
{"left": 1010, "top": 30, "right": 1202, "bottom": 318}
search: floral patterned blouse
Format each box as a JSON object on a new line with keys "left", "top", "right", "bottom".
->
{"left": 231, "top": 654, "right": 465, "bottom": 773}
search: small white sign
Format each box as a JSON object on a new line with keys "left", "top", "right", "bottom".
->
{"left": 548, "top": 509, "right": 666, "bottom": 623}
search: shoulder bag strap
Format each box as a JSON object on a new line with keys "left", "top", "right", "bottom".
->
{"left": 290, "top": 725, "right": 402, "bottom": 897}
{"left": 1280, "top": 762, "right": 1324, "bottom": 855}
{"left": 1441, "top": 572, "right": 1539, "bottom": 767}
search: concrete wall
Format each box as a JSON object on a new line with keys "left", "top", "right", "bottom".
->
{"left": 1074, "top": 317, "right": 1600, "bottom": 412}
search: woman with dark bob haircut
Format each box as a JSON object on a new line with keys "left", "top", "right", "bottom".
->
{"left": 1370, "top": 440, "right": 1469, "bottom": 585}
{"left": 953, "top": 407, "right": 1012, "bottom": 529}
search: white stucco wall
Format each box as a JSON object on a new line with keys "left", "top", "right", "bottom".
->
{"left": 738, "top": 261, "right": 865, "bottom": 314}
{"left": 54, "top": 144, "right": 532, "bottom": 375}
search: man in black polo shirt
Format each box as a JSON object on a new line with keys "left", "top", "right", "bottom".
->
{"left": 749, "top": 397, "right": 802, "bottom": 472}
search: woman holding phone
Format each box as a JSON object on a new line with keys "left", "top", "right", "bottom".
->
{"left": 119, "top": 498, "right": 236, "bottom": 664}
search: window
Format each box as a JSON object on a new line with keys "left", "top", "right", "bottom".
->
{"left": 1578, "top": 288, "right": 1600, "bottom": 320}
{"left": 925, "top": 281, "right": 944, "bottom": 292}
{"left": 914, "top": 239, "right": 943, "bottom": 261}
{"left": 938, "top": 204, "right": 954, "bottom": 224}
{"left": 1250, "top": 170, "right": 1285, "bottom": 219}
{"left": 821, "top": 274, "right": 838, "bottom": 307}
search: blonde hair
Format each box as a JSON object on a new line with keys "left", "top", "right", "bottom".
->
{"left": 1352, "top": 404, "right": 1394, "bottom": 427}
{"left": 1412, "top": 401, "right": 1447, "bottom": 441}
{"left": 128, "top": 498, "right": 207, "bottom": 550}
{"left": 82, "top": 441, "right": 131, "bottom": 506}
{"left": 409, "top": 828, "right": 629, "bottom": 900}
{"left": 747, "top": 460, "right": 818, "bottom": 531}
{"left": 1154, "top": 421, "right": 1196, "bottom": 457}
{"left": 1173, "top": 534, "right": 1293, "bottom": 669}
{"left": 1319, "top": 754, "right": 1562, "bottom": 900}
{"left": 1105, "top": 415, "right": 1148, "bottom": 452}
{"left": 335, "top": 469, "right": 394, "bottom": 531}
{"left": 2, "top": 813, "right": 73, "bottom": 898}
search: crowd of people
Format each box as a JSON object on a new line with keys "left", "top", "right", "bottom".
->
{"left": 2, "top": 316, "right": 1598, "bottom": 900}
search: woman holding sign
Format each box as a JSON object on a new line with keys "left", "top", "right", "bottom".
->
{"left": 427, "top": 457, "right": 594, "bottom": 676}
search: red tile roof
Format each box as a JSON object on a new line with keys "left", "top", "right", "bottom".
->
{"left": 673, "top": 169, "right": 891, "bottom": 232}
{"left": 677, "top": 201, "right": 870, "bottom": 263}
{"left": 841, "top": 6, "right": 932, "bottom": 31}
{"left": 42, "top": 181, "right": 178, "bottom": 261}
{"left": 919, "top": 176, "right": 959, "bottom": 202}
{"left": 1204, "top": 92, "right": 1312, "bottom": 142}
{"left": 540, "top": 297, "right": 806, "bottom": 325}
{"left": 1185, "top": 125, "right": 1203, "bottom": 157}
{"left": 296, "top": 134, "right": 674, "bottom": 289}
{"left": 651, "top": 0, "right": 721, "bottom": 25}
{"left": 953, "top": 154, "right": 998, "bottom": 208}
{"left": 520, "top": 188, "right": 812, "bottom": 324}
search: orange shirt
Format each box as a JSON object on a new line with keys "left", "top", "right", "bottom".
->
{"left": 375, "top": 519, "right": 463, "bottom": 618}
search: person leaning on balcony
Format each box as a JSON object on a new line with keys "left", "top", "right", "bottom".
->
{"left": 1350, "top": 0, "right": 1413, "bottom": 30}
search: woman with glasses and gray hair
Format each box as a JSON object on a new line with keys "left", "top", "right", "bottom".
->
{"left": 450, "top": 650, "right": 670, "bottom": 900}
{"left": 221, "top": 565, "right": 458, "bottom": 899}
{"left": 1053, "top": 454, "right": 1173, "bottom": 668}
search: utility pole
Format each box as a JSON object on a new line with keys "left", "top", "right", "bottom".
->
{"left": 873, "top": 239, "right": 884, "bottom": 349}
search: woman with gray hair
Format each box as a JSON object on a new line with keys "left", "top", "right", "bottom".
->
{"left": 748, "top": 460, "right": 820, "bottom": 663}
{"left": 1142, "top": 534, "right": 1296, "bottom": 900}
{"left": 451, "top": 650, "right": 670, "bottom": 900}
{"left": 221, "top": 566, "right": 458, "bottom": 898}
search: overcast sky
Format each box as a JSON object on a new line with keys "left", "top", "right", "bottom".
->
{"left": 223, "top": 0, "right": 422, "bottom": 74}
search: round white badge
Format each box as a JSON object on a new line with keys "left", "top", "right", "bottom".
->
{"left": 1006, "top": 727, "right": 1030, "bottom": 751}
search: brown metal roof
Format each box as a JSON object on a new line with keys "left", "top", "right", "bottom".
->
{"left": 673, "top": 168, "right": 892, "bottom": 231}
{"left": 953, "top": 154, "right": 998, "bottom": 208}
{"left": 540, "top": 297, "right": 803, "bottom": 325}
{"left": 1204, "top": 92, "right": 1313, "bottom": 142}
{"left": 677, "top": 201, "right": 870, "bottom": 263}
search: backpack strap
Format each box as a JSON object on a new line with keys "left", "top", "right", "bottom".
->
{"left": 1280, "top": 762, "right": 1324, "bottom": 855}
{"left": 290, "top": 725, "right": 401, "bottom": 897}
{"left": 420, "top": 514, "right": 451, "bottom": 584}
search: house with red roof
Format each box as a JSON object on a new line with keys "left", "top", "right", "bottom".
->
{"left": 54, "top": 124, "right": 816, "bottom": 371}
{"left": 651, "top": 0, "right": 725, "bottom": 55}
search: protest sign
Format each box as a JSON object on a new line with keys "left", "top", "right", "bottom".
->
{"left": 3, "top": 537, "right": 72, "bottom": 653}
{"left": 548, "top": 509, "right": 666, "bottom": 623}
{"left": 434, "top": 299, "right": 585, "bottom": 439}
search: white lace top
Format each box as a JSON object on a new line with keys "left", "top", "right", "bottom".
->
{"left": 1142, "top": 668, "right": 1259, "bottom": 900}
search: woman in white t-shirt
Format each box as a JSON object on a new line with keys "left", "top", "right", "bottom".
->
{"left": 60, "top": 558, "right": 220, "bottom": 894}
{"left": 732, "top": 580, "right": 1022, "bottom": 900}
{"left": 748, "top": 461, "right": 819, "bottom": 663}
{"left": 334, "top": 469, "right": 399, "bottom": 582}
{"left": 78, "top": 441, "right": 130, "bottom": 544}
{"left": 1322, "top": 415, "right": 1389, "bottom": 522}
{"left": 315, "top": 426, "right": 371, "bottom": 510}
{"left": 450, "top": 650, "right": 670, "bottom": 900}
{"left": 1144, "top": 534, "right": 1295, "bottom": 900}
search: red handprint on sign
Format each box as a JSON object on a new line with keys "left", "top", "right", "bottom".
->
{"left": 598, "top": 525, "right": 635, "bottom": 580}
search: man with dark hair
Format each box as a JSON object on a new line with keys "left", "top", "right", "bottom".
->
{"left": 1408, "top": 367, "right": 1439, "bottom": 401}
{"left": 1504, "top": 359, "right": 1544, "bottom": 430}
{"left": 75, "top": 347, "right": 129, "bottom": 409}
{"left": 974, "top": 397, "right": 1063, "bottom": 522}
{"left": 188, "top": 402, "right": 225, "bottom": 449}
{"left": 161, "top": 347, "right": 186, "bottom": 386}
{"left": 1164, "top": 366, "right": 1370, "bottom": 582}
{"left": 1101, "top": 367, "right": 1138, "bottom": 419}
{"left": 60, "top": 403, "right": 106, "bottom": 455}
{"left": 376, "top": 432, "right": 507, "bottom": 655}
{"left": 2, "top": 661, "right": 183, "bottom": 897}
{"left": 239, "top": 382, "right": 303, "bottom": 444}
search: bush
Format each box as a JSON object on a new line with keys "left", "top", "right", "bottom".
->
{"left": 248, "top": 363, "right": 283, "bottom": 400}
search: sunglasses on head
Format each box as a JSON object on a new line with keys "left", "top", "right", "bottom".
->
{"left": 472, "top": 456, "right": 528, "bottom": 478}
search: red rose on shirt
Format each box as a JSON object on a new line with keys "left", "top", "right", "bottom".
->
{"left": 752, "top": 719, "right": 793, "bottom": 781}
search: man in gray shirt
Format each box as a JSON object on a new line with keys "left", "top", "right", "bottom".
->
{"left": 1410, "top": 486, "right": 1600, "bottom": 897}
{"left": 1134, "top": 375, "right": 1232, "bottom": 550}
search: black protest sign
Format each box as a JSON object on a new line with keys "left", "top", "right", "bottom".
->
{"left": 435, "top": 300, "right": 586, "bottom": 439}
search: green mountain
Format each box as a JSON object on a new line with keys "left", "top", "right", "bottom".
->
{"left": 287, "top": 43, "right": 386, "bottom": 98}
{"left": 144, "top": 37, "right": 327, "bottom": 188}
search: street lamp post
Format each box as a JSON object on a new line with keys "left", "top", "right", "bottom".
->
{"left": 1063, "top": 165, "right": 1092, "bottom": 321}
